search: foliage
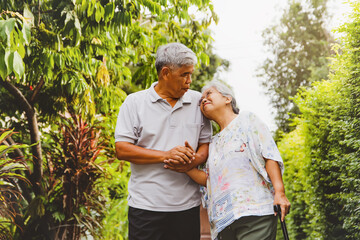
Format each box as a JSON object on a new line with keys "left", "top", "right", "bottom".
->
{"left": 258, "top": 0, "right": 333, "bottom": 134}
{"left": 278, "top": 1, "right": 360, "bottom": 239}
{"left": 0, "top": 0, "right": 226, "bottom": 238}
{"left": 335, "top": 2, "right": 360, "bottom": 237}
{"left": 0, "top": 130, "right": 31, "bottom": 239}
{"left": 44, "top": 114, "right": 105, "bottom": 239}
{"left": 9, "top": 115, "right": 107, "bottom": 240}
{"left": 277, "top": 122, "right": 311, "bottom": 239}
{"left": 99, "top": 161, "right": 131, "bottom": 240}
{"left": 279, "top": 79, "right": 347, "bottom": 239}
{"left": 191, "top": 46, "right": 230, "bottom": 92}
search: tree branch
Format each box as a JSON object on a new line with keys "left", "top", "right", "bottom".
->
{"left": 38, "top": 0, "right": 41, "bottom": 26}
{"left": 30, "top": 76, "right": 45, "bottom": 104}
{"left": 0, "top": 78, "right": 44, "bottom": 196}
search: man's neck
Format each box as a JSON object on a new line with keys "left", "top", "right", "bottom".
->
{"left": 154, "top": 83, "right": 179, "bottom": 108}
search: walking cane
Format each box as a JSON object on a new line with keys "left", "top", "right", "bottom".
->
{"left": 274, "top": 205, "right": 289, "bottom": 240}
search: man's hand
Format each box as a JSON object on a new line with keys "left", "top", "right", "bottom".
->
{"left": 164, "top": 143, "right": 195, "bottom": 165}
{"left": 164, "top": 141, "right": 196, "bottom": 172}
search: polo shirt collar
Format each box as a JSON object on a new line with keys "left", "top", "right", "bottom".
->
{"left": 149, "top": 81, "right": 192, "bottom": 104}
{"left": 181, "top": 92, "right": 191, "bottom": 104}
{"left": 149, "top": 82, "right": 162, "bottom": 103}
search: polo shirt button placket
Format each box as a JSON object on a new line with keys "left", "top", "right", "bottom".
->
{"left": 169, "top": 112, "right": 177, "bottom": 128}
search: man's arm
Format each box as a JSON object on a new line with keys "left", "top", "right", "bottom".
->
{"left": 164, "top": 142, "right": 209, "bottom": 172}
{"left": 116, "top": 141, "right": 195, "bottom": 165}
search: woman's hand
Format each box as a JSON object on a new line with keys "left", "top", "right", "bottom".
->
{"left": 264, "top": 158, "right": 291, "bottom": 222}
{"left": 164, "top": 158, "right": 195, "bottom": 172}
{"left": 273, "top": 191, "right": 291, "bottom": 222}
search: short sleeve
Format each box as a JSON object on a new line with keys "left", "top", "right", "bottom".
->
{"left": 114, "top": 95, "right": 138, "bottom": 143}
{"left": 247, "top": 112, "right": 284, "bottom": 182}
{"left": 199, "top": 115, "right": 212, "bottom": 143}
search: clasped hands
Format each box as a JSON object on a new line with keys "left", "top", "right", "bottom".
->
{"left": 164, "top": 141, "right": 195, "bottom": 172}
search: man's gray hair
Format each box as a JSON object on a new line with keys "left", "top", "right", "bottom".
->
{"left": 202, "top": 80, "right": 240, "bottom": 114}
{"left": 155, "top": 43, "right": 197, "bottom": 74}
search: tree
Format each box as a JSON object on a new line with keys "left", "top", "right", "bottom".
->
{"left": 277, "top": 2, "right": 360, "bottom": 239}
{"left": 258, "top": 0, "right": 333, "bottom": 133}
{"left": 0, "top": 0, "right": 226, "bottom": 238}
{"left": 279, "top": 79, "right": 347, "bottom": 239}
{"left": 335, "top": 2, "right": 360, "bottom": 237}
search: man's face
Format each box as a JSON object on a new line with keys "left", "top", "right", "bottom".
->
{"left": 166, "top": 65, "right": 194, "bottom": 98}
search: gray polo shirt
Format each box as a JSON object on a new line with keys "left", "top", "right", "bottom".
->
{"left": 115, "top": 82, "right": 212, "bottom": 211}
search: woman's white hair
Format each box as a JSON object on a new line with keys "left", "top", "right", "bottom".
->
{"left": 155, "top": 43, "right": 197, "bottom": 74}
{"left": 202, "top": 80, "right": 240, "bottom": 114}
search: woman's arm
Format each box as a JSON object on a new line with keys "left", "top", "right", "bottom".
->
{"left": 186, "top": 168, "right": 207, "bottom": 187}
{"left": 265, "top": 158, "right": 291, "bottom": 222}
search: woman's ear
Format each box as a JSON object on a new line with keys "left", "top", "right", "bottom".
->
{"left": 225, "top": 96, "right": 232, "bottom": 104}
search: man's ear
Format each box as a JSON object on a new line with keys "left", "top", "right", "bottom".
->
{"left": 161, "top": 66, "right": 171, "bottom": 79}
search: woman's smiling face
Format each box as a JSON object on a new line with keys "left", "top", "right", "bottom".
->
{"left": 199, "top": 87, "right": 227, "bottom": 117}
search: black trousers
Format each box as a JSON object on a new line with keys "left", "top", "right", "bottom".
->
{"left": 128, "top": 206, "right": 200, "bottom": 240}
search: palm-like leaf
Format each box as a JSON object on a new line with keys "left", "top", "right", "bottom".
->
{"left": 0, "top": 130, "right": 30, "bottom": 237}
{"left": 44, "top": 114, "right": 105, "bottom": 239}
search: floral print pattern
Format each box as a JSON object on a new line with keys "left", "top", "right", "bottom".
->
{"left": 201, "top": 111, "right": 284, "bottom": 240}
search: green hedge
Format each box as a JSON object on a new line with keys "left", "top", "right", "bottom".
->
{"left": 278, "top": 2, "right": 360, "bottom": 239}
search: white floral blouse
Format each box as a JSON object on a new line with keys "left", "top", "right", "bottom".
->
{"left": 201, "top": 111, "right": 284, "bottom": 240}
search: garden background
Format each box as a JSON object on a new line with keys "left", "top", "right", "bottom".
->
{"left": 0, "top": 0, "right": 359, "bottom": 239}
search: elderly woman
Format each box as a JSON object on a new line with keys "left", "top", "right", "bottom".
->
{"left": 167, "top": 80, "right": 290, "bottom": 240}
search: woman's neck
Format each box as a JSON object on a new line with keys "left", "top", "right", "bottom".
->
{"left": 213, "top": 109, "right": 238, "bottom": 131}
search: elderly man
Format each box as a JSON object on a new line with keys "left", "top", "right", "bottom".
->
{"left": 115, "top": 42, "right": 212, "bottom": 240}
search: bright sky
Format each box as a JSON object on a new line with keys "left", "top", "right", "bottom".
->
{"left": 210, "top": 0, "right": 352, "bottom": 131}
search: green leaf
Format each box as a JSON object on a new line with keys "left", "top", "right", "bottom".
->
{"left": 0, "top": 49, "right": 8, "bottom": 80}
{"left": 87, "top": 0, "right": 95, "bottom": 17}
{"left": 0, "top": 172, "right": 26, "bottom": 179}
{"left": 95, "top": 4, "right": 102, "bottom": 23}
{"left": 4, "top": 19, "right": 16, "bottom": 47}
{"left": 4, "top": 50, "right": 12, "bottom": 74}
{"left": 23, "top": 4, "right": 34, "bottom": 26}
{"left": 64, "top": 11, "right": 72, "bottom": 26}
{"left": 45, "top": 66, "right": 53, "bottom": 79}
{"left": 12, "top": 51, "right": 25, "bottom": 79}
{"left": 0, "top": 180, "right": 14, "bottom": 188}
{"left": 74, "top": 16, "right": 82, "bottom": 46}
{"left": 104, "top": 2, "right": 115, "bottom": 22}
{"left": 0, "top": 145, "right": 9, "bottom": 153}
{"left": 52, "top": 211, "right": 65, "bottom": 222}
{"left": 0, "top": 20, "right": 7, "bottom": 42}
{"left": 54, "top": 53, "right": 63, "bottom": 68}
{"left": 200, "top": 52, "right": 209, "bottom": 66}
{"left": 81, "top": 0, "right": 88, "bottom": 12}
{"left": 49, "top": 53, "right": 55, "bottom": 68}
{"left": 22, "top": 22, "right": 31, "bottom": 45}
{"left": 18, "top": 42, "right": 26, "bottom": 58}
{"left": 0, "top": 143, "right": 30, "bottom": 156}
